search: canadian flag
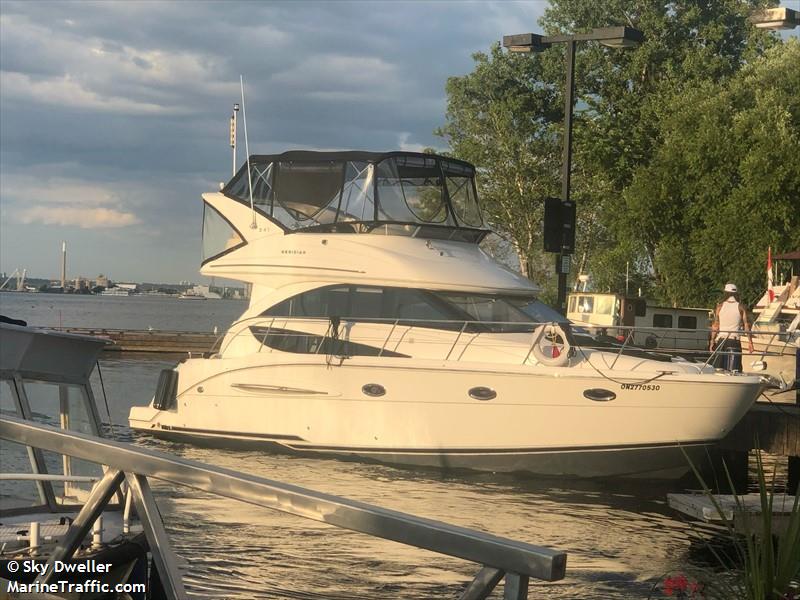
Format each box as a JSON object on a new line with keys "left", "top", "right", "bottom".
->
{"left": 767, "top": 246, "right": 774, "bottom": 303}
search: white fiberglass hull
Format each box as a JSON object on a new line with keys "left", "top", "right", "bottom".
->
{"left": 129, "top": 357, "right": 762, "bottom": 479}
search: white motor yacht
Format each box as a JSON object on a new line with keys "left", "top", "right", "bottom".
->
{"left": 129, "top": 151, "right": 767, "bottom": 478}
{"left": 745, "top": 253, "right": 799, "bottom": 396}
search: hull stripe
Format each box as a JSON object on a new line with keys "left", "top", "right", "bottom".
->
{"left": 149, "top": 425, "right": 713, "bottom": 454}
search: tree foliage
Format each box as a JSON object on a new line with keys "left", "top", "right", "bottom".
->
{"left": 623, "top": 39, "right": 800, "bottom": 306}
{"left": 435, "top": 44, "right": 562, "bottom": 280}
{"left": 438, "top": 0, "right": 796, "bottom": 308}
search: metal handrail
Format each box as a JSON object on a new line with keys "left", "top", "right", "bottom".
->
{"left": 0, "top": 416, "right": 566, "bottom": 600}
{"left": 202, "top": 316, "right": 796, "bottom": 375}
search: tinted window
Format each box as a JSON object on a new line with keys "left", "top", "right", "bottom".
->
{"left": 250, "top": 326, "right": 408, "bottom": 357}
{"left": 273, "top": 161, "right": 343, "bottom": 221}
{"left": 263, "top": 286, "right": 457, "bottom": 326}
{"left": 263, "top": 286, "right": 565, "bottom": 331}
{"left": 677, "top": 316, "right": 697, "bottom": 329}
{"left": 506, "top": 297, "right": 566, "bottom": 324}
{"left": 202, "top": 203, "right": 245, "bottom": 263}
{"left": 653, "top": 314, "right": 673, "bottom": 328}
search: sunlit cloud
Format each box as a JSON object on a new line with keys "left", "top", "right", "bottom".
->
{"left": 1, "top": 175, "right": 141, "bottom": 229}
{"left": 0, "top": 71, "right": 184, "bottom": 115}
{"left": 15, "top": 206, "right": 141, "bottom": 228}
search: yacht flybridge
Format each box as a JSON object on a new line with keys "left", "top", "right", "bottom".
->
{"left": 129, "top": 151, "right": 767, "bottom": 478}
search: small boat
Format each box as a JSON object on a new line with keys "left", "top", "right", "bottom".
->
{"left": 99, "top": 287, "right": 131, "bottom": 297}
{"left": 0, "top": 323, "right": 157, "bottom": 595}
{"left": 129, "top": 150, "right": 770, "bottom": 479}
{"left": 566, "top": 291, "right": 712, "bottom": 352}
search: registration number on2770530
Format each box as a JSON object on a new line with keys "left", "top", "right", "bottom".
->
{"left": 620, "top": 383, "right": 661, "bottom": 391}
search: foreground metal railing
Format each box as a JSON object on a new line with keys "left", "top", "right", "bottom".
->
{"left": 0, "top": 416, "right": 566, "bottom": 599}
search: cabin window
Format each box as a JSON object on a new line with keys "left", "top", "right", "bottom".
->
{"left": 678, "top": 316, "right": 697, "bottom": 329}
{"left": 576, "top": 296, "right": 594, "bottom": 314}
{"left": 652, "top": 314, "right": 673, "bottom": 328}
{"left": 202, "top": 202, "right": 246, "bottom": 263}
{"left": 339, "top": 162, "right": 376, "bottom": 222}
{"left": 21, "top": 380, "right": 102, "bottom": 500}
{"left": 272, "top": 161, "right": 343, "bottom": 224}
{"left": 249, "top": 326, "right": 408, "bottom": 357}
{"left": 376, "top": 156, "right": 453, "bottom": 225}
{"left": 506, "top": 297, "right": 567, "bottom": 324}
{"left": 0, "top": 379, "right": 18, "bottom": 416}
{"left": 594, "top": 296, "right": 615, "bottom": 316}
{"left": 0, "top": 438, "right": 39, "bottom": 509}
{"left": 264, "top": 285, "right": 457, "bottom": 328}
{"left": 443, "top": 160, "right": 482, "bottom": 227}
{"left": 263, "top": 285, "right": 566, "bottom": 331}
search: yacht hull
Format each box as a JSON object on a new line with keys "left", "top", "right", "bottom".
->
{"left": 129, "top": 357, "right": 762, "bottom": 479}
{"left": 138, "top": 426, "right": 712, "bottom": 479}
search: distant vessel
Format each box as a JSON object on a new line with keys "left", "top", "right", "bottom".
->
{"left": 566, "top": 291, "right": 711, "bottom": 352}
{"left": 179, "top": 284, "right": 220, "bottom": 300}
{"left": 129, "top": 150, "right": 769, "bottom": 479}
{"left": 100, "top": 287, "right": 131, "bottom": 296}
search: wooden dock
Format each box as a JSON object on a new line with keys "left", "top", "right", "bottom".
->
{"left": 47, "top": 327, "right": 219, "bottom": 354}
{"left": 722, "top": 400, "right": 800, "bottom": 457}
{"left": 667, "top": 492, "right": 797, "bottom": 534}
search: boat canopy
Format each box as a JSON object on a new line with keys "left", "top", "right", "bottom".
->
{"left": 222, "top": 151, "right": 488, "bottom": 241}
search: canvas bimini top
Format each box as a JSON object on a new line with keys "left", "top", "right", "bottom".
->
{"left": 222, "top": 151, "right": 488, "bottom": 241}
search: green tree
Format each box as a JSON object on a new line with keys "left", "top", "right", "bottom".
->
{"left": 436, "top": 44, "right": 562, "bottom": 280}
{"left": 540, "top": 0, "right": 778, "bottom": 296}
{"left": 623, "top": 39, "right": 800, "bottom": 306}
{"left": 438, "top": 0, "right": 786, "bottom": 306}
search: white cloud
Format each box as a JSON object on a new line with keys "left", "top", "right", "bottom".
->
{"left": 0, "top": 71, "right": 182, "bottom": 115}
{"left": 16, "top": 206, "right": 140, "bottom": 228}
{"left": 0, "top": 12, "right": 237, "bottom": 114}
{"left": 1, "top": 175, "right": 142, "bottom": 229}
{"left": 397, "top": 132, "right": 428, "bottom": 152}
{"left": 271, "top": 54, "right": 402, "bottom": 92}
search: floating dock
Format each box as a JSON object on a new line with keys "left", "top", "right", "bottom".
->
{"left": 667, "top": 492, "right": 797, "bottom": 534}
{"left": 46, "top": 327, "right": 218, "bottom": 354}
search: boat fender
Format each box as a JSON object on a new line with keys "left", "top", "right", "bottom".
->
{"left": 531, "top": 323, "right": 571, "bottom": 367}
{"left": 153, "top": 369, "right": 179, "bottom": 411}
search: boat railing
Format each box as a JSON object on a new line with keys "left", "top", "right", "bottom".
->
{"left": 0, "top": 415, "right": 567, "bottom": 599}
{"left": 215, "top": 316, "right": 796, "bottom": 372}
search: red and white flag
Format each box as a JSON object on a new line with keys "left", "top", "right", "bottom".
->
{"left": 767, "top": 246, "right": 774, "bottom": 303}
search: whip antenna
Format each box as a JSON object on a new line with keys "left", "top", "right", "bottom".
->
{"left": 240, "top": 75, "right": 256, "bottom": 229}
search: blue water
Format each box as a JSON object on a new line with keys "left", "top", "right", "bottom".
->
{"left": 0, "top": 293, "right": 721, "bottom": 598}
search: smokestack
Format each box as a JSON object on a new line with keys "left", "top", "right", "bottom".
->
{"left": 61, "top": 241, "right": 66, "bottom": 289}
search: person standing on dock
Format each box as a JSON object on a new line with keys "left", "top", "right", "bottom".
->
{"left": 710, "top": 283, "right": 754, "bottom": 372}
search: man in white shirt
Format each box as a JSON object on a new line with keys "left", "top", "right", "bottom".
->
{"left": 710, "top": 283, "right": 754, "bottom": 372}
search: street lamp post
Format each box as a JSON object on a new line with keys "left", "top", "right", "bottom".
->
{"left": 503, "top": 26, "right": 644, "bottom": 314}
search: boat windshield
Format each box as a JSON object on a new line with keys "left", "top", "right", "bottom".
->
{"left": 223, "top": 151, "right": 486, "bottom": 238}
{"left": 262, "top": 285, "right": 566, "bottom": 332}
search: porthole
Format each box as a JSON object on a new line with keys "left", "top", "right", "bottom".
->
{"left": 469, "top": 387, "right": 496, "bottom": 401}
{"left": 583, "top": 388, "right": 616, "bottom": 402}
{"left": 362, "top": 383, "right": 386, "bottom": 397}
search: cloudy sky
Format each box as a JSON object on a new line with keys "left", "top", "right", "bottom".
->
{"left": 3, "top": 1, "right": 797, "bottom": 285}
{"left": 0, "top": 0, "right": 548, "bottom": 284}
